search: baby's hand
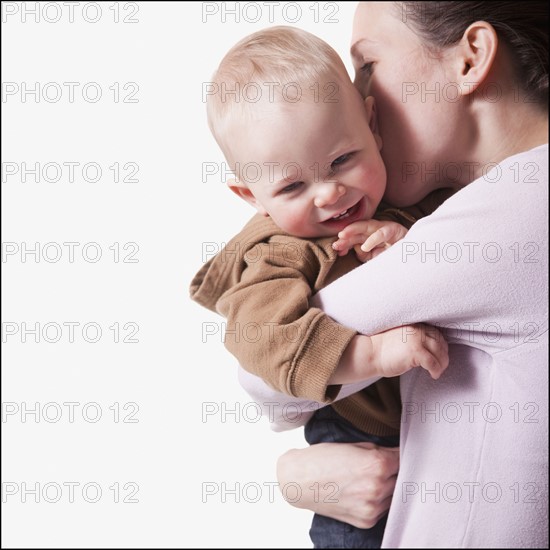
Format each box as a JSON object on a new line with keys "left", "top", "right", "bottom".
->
{"left": 332, "top": 220, "right": 408, "bottom": 262}
{"left": 371, "top": 323, "right": 449, "bottom": 380}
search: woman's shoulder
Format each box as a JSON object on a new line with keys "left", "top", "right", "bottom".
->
{"left": 486, "top": 143, "right": 548, "bottom": 187}
{"left": 405, "top": 143, "right": 548, "bottom": 261}
{"left": 477, "top": 142, "right": 546, "bottom": 188}
{"left": 433, "top": 143, "right": 548, "bottom": 216}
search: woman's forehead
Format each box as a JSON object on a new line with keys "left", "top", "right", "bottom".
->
{"left": 351, "top": 2, "right": 419, "bottom": 56}
{"left": 352, "top": 3, "right": 392, "bottom": 49}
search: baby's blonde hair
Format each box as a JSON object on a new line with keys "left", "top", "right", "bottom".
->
{"left": 206, "top": 26, "right": 350, "bottom": 156}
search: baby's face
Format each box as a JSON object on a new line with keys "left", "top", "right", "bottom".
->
{"left": 228, "top": 81, "right": 386, "bottom": 238}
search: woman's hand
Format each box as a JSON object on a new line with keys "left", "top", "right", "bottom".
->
{"left": 276, "top": 442, "right": 399, "bottom": 529}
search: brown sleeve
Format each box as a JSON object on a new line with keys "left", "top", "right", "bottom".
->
{"left": 216, "top": 239, "right": 357, "bottom": 403}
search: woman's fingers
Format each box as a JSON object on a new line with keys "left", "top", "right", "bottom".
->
{"left": 353, "top": 442, "right": 400, "bottom": 479}
{"left": 372, "top": 494, "right": 395, "bottom": 525}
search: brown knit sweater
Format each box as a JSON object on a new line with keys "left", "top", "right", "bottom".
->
{"left": 190, "top": 188, "right": 454, "bottom": 436}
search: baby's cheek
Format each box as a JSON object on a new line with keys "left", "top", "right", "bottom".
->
{"left": 280, "top": 211, "right": 310, "bottom": 236}
{"left": 289, "top": 219, "right": 305, "bottom": 233}
{"left": 357, "top": 159, "right": 386, "bottom": 201}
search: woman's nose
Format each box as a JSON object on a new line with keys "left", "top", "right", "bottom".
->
{"left": 314, "top": 182, "right": 346, "bottom": 208}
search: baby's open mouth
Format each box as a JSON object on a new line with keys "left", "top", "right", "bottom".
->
{"left": 331, "top": 206, "right": 354, "bottom": 221}
{"left": 321, "top": 198, "right": 363, "bottom": 227}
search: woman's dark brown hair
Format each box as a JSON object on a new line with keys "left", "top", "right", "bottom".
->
{"left": 395, "top": 1, "right": 548, "bottom": 105}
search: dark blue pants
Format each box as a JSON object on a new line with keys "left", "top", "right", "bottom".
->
{"left": 304, "top": 406, "right": 399, "bottom": 549}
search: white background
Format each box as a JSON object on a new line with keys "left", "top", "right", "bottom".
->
{"left": 2, "top": 2, "right": 359, "bottom": 547}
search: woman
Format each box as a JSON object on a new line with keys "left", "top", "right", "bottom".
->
{"left": 276, "top": 2, "right": 548, "bottom": 547}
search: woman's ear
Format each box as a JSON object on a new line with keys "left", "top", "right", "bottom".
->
{"left": 364, "top": 96, "right": 383, "bottom": 150}
{"left": 455, "top": 21, "right": 498, "bottom": 96}
{"left": 226, "top": 179, "right": 268, "bottom": 216}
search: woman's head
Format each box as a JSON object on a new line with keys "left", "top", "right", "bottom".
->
{"left": 351, "top": 1, "right": 548, "bottom": 206}
{"left": 396, "top": 2, "right": 548, "bottom": 105}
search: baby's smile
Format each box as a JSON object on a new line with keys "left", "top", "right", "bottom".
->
{"left": 320, "top": 197, "right": 365, "bottom": 232}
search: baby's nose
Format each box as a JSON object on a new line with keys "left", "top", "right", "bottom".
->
{"left": 314, "top": 183, "right": 346, "bottom": 208}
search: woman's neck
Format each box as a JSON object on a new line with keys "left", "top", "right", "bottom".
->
{"left": 470, "top": 94, "right": 548, "bottom": 178}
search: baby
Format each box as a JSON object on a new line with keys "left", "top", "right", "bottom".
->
{"left": 191, "top": 26, "right": 451, "bottom": 549}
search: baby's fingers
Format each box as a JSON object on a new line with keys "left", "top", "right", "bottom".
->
{"left": 415, "top": 349, "right": 446, "bottom": 380}
{"left": 424, "top": 330, "right": 449, "bottom": 376}
{"left": 333, "top": 233, "right": 367, "bottom": 256}
{"left": 353, "top": 244, "right": 373, "bottom": 263}
{"left": 337, "top": 220, "right": 377, "bottom": 240}
{"left": 332, "top": 238, "right": 352, "bottom": 256}
{"left": 361, "top": 227, "right": 393, "bottom": 253}
{"left": 416, "top": 331, "right": 449, "bottom": 380}
{"left": 361, "top": 223, "right": 407, "bottom": 253}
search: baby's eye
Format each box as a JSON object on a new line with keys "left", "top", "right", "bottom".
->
{"left": 279, "top": 181, "right": 303, "bottom": 194}
{"left": 331, "top": 152, "right": 354, "bottom": 170}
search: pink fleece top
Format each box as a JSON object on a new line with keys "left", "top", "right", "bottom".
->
{"left": 240, "top": 144, "right": 548, "bottom": 547}
{"left": 312, "top": 144, "right": 548, "bottom": 548}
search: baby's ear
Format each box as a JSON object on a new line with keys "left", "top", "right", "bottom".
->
{"left": 364, "top": 96, "right": 383, "bottom": 151}
{"left": 226, "top": 179, "right": 268, "bottom": 216}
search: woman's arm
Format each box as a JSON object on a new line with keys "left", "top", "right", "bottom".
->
{"left": 238, "top": 365, "right": 383, "bottom": 431}
{"left": 278, "top": 146, "right": 548, "bottom": 527}
{"left": 314, "top": 164, "right": 548, "bottom": 354}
